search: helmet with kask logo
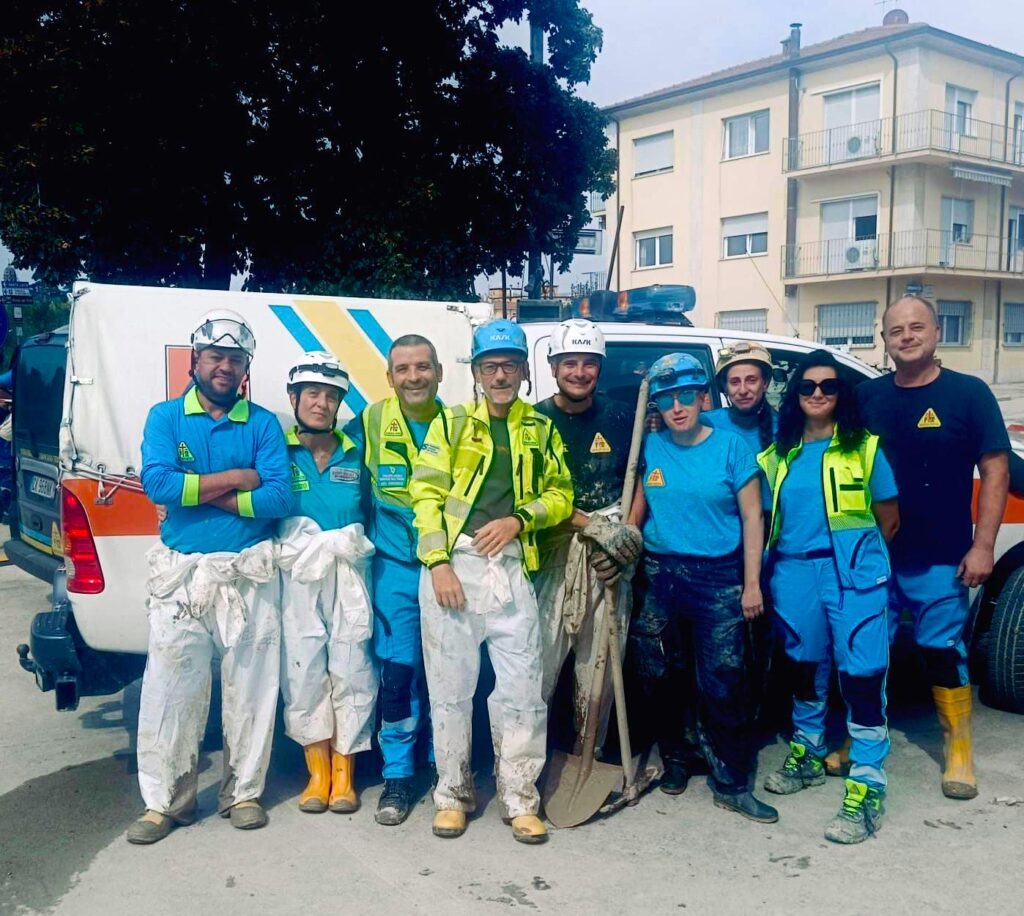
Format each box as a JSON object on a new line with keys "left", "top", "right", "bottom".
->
{"left": 547, "top": 319, "right": 606, "bottom": 360}
{"left": 647, "top": 352, "right": 709, "bottom": 397}
{"left": 190, "top": 309, "right": 256, "bottom": 358}
{"left": 471, "top": 319, "right": 528, "bottom": 361}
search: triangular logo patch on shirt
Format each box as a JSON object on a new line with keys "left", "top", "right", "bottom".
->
{"left": 590, "top": 432, "right": 612, "bottom": 454}
{"left": 646, "top": 467, "right": 665, "bottom": 487}
{"left": 523, "top": 429, "right": 538, "bottom": 445}
{"left": 917, "top": 408, "right": 942, "bottom": 429}
{"left": 384, "top": 418, "right": 403, "bottom": 437}
{"left": 290, "top": 462, "right": 310, "bottom": 492}
{"left": 177, "top": 441, "right": 195, "bottom": 462}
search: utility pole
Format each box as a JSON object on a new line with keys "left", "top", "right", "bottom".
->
{"left": 526, "top": 20, "right": 544, "bottom": 300}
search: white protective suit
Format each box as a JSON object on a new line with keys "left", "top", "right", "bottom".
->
{"left": 136, "top": 539, "right": 280, "bottom": 821}
{"left": 536, "top": 504, "right": 632, "bottom": 747}
{"left": 420, "top": 534, "right": 547, "bottom": 818}
{"left": 277, "top": 516, "right": 378, "bottom": 754}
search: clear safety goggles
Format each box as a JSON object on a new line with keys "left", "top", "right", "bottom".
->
{"left": 195, "top": 319, "right": 256, "bottom": 354}
{"left": 289, "top": 360, "right": 350, "bottom": 383}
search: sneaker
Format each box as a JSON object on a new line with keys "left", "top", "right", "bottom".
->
{"left": 375, "top": 777, "right": 415, "bottom": 826}
{"left": 659, "top": 761, "right": 690, "bottom": 796}
{"left": 824, "top": 779, "right": 885, "bottom": 844}
{"left": 764, "top": 741, "right": 826, "bottom": 795}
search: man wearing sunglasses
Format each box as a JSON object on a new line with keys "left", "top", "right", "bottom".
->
{"left": 411, "top": 319, "right": 573, "bottom": 844}
{"left": 857, "top": 295, "right": 1010, "bottom": 801}
{"left": 130, "top": 309, "right": 292, "bottom": 844}
{"left": 532, "top": 319, "right": 641, "bottom": 757}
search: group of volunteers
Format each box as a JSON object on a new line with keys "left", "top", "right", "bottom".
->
{"left": 127, "top": 292, "right": 1009, "bottom": 849}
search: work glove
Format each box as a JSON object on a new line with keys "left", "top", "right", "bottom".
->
{"left": 581, "top": 515, "right": 644, "bottom": 566}
{"left": 589, "top": 547, "right": 622, "bottom": 586}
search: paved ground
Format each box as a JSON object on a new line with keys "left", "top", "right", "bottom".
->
{"left": 2, "top": 554, "right": 1023, "bottom": 916}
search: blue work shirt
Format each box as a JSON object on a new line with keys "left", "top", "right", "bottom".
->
{"left": 141, "top": 388, "right": 292, "bottom": 554}
{"left": 703, "top": 406, "right": 777, "bottom": 509}
{"left": 777, "top": 437, "right": 898, "bottom": 555}
{"left": 286, "top": 426, "right": 364, "bottom": 531}
{"left": 641, "top": 427, "right": 760, "bottom": 558}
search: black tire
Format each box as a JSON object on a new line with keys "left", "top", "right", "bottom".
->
{"left": 983, "top": 565, "right": 1024, "bottom": 714}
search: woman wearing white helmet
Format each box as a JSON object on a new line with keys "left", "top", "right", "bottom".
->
{"left": 276, "top": 351, "right": 379, "bottom": 816}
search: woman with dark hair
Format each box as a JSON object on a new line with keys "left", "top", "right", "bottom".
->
{"left": 757, "top": 349, "right": 900, "bottom": 845}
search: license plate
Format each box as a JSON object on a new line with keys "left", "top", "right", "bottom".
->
{"left": 30, "top": 476, "right": 56, "bottom": 499}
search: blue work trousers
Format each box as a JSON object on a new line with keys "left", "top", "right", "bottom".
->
{"left": 372, "top": 553, "right": 432, "bottom": 778}
{"left": 771, "top": 555, "right": 890, "bottom": 790}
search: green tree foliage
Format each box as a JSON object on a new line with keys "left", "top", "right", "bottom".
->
{"left": 0, "top": 1, "right": 615, "bottom": 299}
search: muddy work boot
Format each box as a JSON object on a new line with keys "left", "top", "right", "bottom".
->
{"left": 764, "top": 741, "right": 826, "bottom": 795}
{"left": 126, "top": 810, "right": 175, "bottom": 845}
{"left": 432, "top": 809, "right": 467, "bottom": 839}
{"left": 712, "top": 789, "right": 779, "bottom": 824}
{"left": 329, "top": 752, "right": 360, "bottom": 813}
{"left": 933, "top": 685, "right": 979, "bottom": 800}
{"left": 227, "top": 799, "right": 268, "bottom": 830}
{"left": 299, "top": 739, "right": 332, "bottom": 813}
{"left": 659, "top": 761, "right": 691, "bottom": 796}
{"left": 510, "top": 814, "right": 548, "bottom": 845}
{"left": 824, "top": 779, "right": 884, "bottom": 844}
{"left": 375, "top": 777, "right": 415, "bottom": 826}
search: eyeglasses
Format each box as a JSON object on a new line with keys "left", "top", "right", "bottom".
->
{"left": 797, "top": 378, "right": 840, "bottom": 398}
{"left": 652, "top": 389, "right": 701, "bottom": 411}
{"left": 477, "top": 359, "right": 524, "bottom": 377}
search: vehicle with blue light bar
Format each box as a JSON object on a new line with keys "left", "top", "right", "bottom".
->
{"left": 572, "top": 284, "right": 696, "bottom": 325}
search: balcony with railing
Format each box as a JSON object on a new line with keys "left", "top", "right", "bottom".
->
{"left": 782, "top": 229, "right": 1024, "bottom": 280}
{"left": 783, "top": 109, "right": 1024, "bottom": 173}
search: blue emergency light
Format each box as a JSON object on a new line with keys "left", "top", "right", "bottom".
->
{"left": 572, "top": 284, "right": 696, "bottom": 325}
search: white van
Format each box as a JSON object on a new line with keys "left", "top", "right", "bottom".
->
{"left": 15, "top": 282, "right": 1024, "bottom": 714}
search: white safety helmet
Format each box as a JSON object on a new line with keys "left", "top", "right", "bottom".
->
{"left": 547, "top": 319, "right": 606, "bottom": 360}
{"left": 287, "top": 351, "right": 351, "bottom": 395}
{"left": 191, "top": 308, "right": 256, "bottom": 358}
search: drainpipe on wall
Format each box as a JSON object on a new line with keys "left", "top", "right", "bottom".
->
{"left": 783, "top": 24, "right": 802, "bottom": 304}
{"left": 996, "top": 74, "right": 1021, "bottom": 381}
{"left": 886, "top": 46, "right": 899, "bottom": 269}
{"left": 995, "top": 279, "right": 1003, "bottom": 383}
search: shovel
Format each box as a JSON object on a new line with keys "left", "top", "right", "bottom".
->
{"left": 542, "top": 378, "right": 650, "bottom": 828}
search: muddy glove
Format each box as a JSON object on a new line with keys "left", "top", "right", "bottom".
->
{"left": 581, "top": 515, "right": 644, "bottom": 566}
{"left": 589, "top": 547, "right": 622, "bottom": 586}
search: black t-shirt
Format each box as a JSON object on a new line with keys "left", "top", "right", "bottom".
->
{"left": 534, "top": 394, "right": 633, "bottom": 512}
{"left": 857, "top": 368, "right": 1010, "bottom": 566}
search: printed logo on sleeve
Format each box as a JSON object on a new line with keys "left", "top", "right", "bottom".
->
{"left": 384, "top": 419, "right": 403, "bottom": 437}
{"left": 590, "top": 432, "right": 612, "bottom": 454}
{"left": 646, "top": 468, "right": 666, "bottom": 487}
{"left": 291, "top": 462, "right": 310, "bottom": 492}
{"left": 330, "top": 467, "right": 360, "bottom": 484}
{"left": 177, "top": 441, "right": 195, "bottom": 462}
{"left": 917, "top": 408, "right": 942, "bottom": 429}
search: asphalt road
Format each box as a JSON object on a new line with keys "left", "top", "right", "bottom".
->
{"left": 1, "top": 561, "right": 1023, "bottom": 916}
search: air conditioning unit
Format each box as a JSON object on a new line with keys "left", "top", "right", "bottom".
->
{"left": 845, "top": 240, "right": 879, "bottom": 270}
{"left": 845, "top": 132, "right": 881, "bottom": 158}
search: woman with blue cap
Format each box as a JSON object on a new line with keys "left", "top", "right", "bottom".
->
{"left": 627, "top": 352, "right": 778, "bottom": 824}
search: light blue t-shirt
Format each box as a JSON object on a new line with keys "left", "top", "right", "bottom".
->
{"left": 641, "top": 427, "right": 760, "bottom": 558}
{"left": 777, "top": 437, "right": 898, "bottom": 555}
{"left": 703, "top": 407, "right": 777, "bottom": 509}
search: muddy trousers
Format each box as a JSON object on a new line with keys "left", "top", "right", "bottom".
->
{"left": 280, "top": 571, "right": 378, "bottom": 755}
{"left": 137, "top": 577, "right": 281, "bottom": 821}
{"left": 629, "top": 551, "right": 755, "bottom": 794}
{"left": 771, "top": 555, "right": 890, "bottom": 791}
{"left": 373, "top": 553, "right": 432, "bottom": 779}
{"left": 419, "top": 550, "right": 547, "bottom": 818}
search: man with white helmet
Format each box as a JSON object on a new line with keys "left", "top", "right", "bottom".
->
{"left": 533, "top": 319, "right": 642, "bottom": 752}
{"left": 278, "top": 352, "right": 378, "bottom": 816}
{"left": 411, "top": 318, "right": 573, "bottom": 844}
{"left": 129, "top": 309, "right": 292, "bottom": 844}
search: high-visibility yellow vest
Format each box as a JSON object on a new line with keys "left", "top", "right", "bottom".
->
{"left": 361, "top": 396, "right": 432, "bottom": 510}
{"left": 410, "top": 398, "right": 573, "bottom": 572}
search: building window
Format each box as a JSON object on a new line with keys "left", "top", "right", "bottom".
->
{"left": 633, "top": 131, "right": 673, "bottom": 177}
{"left": 941, "top": 197, "right": 974, "bottom": 244}
{"left": 817, "top": 302, "right": 876, "bottom": 349}
{"left": 718, "top": 309, "right": 768, "bottom": 333}
{"left": 1004, "top": 302, "right": 1024, "bottom": 346}
{"left": 945, "top": 84, "right": 978, "bottom": 139}
{"left": 574, "top": 229, "right": 603, "bottom": 256}
{"left": 724, "top": 110, "right": 769, "bottom": 159}
{"left": 634, "top": 229, "right": 673, "bottom": 269}
{"left": 722, "top": 212, "right": 768, "bottom": 258}
{"left": 937, "top": 300, "right": 972, "bottom": 347}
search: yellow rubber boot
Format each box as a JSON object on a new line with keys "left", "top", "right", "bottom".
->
{"left": 299, "top": 740, "right": 332, "bottom": 813}
{"left": 824, "top": 736, "right": 852, "bottom": 778}
{"left": 932, "top": 685, "right": 978, "bottom": 800}
{"left": 329, "top": 751, "right": 360, "bottom": 813}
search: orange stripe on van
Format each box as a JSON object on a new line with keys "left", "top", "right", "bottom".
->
{"left": 63, "top": 477, "right": 160, "bottom": 537}
{"left": 971, "top": 479, "right": 1024, "bottom": 524}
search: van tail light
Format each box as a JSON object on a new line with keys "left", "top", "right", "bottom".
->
{"left": 62, "top": 485, "right": 105, "bottom": 594}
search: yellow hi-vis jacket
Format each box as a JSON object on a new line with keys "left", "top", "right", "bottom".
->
{"left": 410, "top": 398, "right": 574, "bottom": 572}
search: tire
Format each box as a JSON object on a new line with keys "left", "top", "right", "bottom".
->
{"left": 983, "top": 565, "right": 1024, "bottom": 714}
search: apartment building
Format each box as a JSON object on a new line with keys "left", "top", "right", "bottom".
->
{"left": 600, "top": 10, "right": 1024, "bottom": 380}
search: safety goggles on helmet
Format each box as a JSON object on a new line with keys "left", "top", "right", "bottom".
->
{"left": 287, "top": 353, "right": 351, "bottom": 394}
{"left": 652, "top": 389, "right": 701, "bottom": 411}
{"left": 797, "top": 377, "right": 840, "bottom": 398}
{"left": 192, "top": 318, "right": 256, "bottom": 357}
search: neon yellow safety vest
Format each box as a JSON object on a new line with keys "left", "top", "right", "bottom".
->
{"left": 758, "top": 431, "right": 892, "bottom": 590}
{"left": 361, "top": 396, "right": 429, "bottom": 510}
{"left": 410, "top": 398, "right": 574, "bottom": 572}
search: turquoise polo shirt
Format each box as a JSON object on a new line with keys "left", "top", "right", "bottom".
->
{"left": 141, "top": 387, "right": 293, "bottom": 554}
{"left": 286, "top": 426, "right": 365, "bottom": 531}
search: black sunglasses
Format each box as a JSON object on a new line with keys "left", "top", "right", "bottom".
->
{"left": 797, "top": 378, "right": 840, "bottom": 397}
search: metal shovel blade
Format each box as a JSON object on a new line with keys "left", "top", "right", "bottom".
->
{"left": 542, "top": 750, "right": 624, "bottom": 828}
